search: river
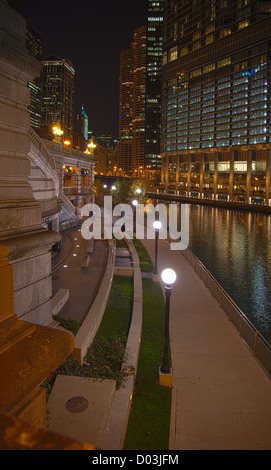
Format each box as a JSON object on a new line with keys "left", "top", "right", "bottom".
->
{"left": 153, "top": 199, "right": 271, "bottom": 343}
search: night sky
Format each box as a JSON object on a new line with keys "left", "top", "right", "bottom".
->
{"left": 8, "top": 0, "right": 148, "bottom": 139}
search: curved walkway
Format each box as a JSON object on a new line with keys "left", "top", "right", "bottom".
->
{"left": 141, "top": 237, "right": 271, "bottom": 450}
{"left": 51, "top": 227, "right": 109, "bottom": 324}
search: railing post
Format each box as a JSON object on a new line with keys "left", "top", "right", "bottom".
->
{"left": 228, "top": 302, "right": 232, "bottom": 321}
{"left": 253, "top": 331, "right": 259, "bottom": 357}
{"left": 240, "top": 315, "right": 244, "bottom": 337}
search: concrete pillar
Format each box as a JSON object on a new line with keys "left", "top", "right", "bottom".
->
{"left": 199, "top": 153, "right": 205, "bottom": 198}
{"left": 213, "top": 153, "right": 218, "bottom": 200}
{"left": 77, "top": 166, "right": 82, "bottom": 194}
{"left": 246, "top": 150, "right": 252, "bottom": 204}
{"left": 229, "top": 151, "right": 235, "bottom": 201}
{"left": 175, "top": 154, "right": 180, "bottom": 192}
{"left": 165, "top": 154, "right": 169, "bottom": 191}
{"left": 266, "top": 150, "right": 271, "bottom": 205}
{"left": 187, "top": 154, "right": 191, "bottom": 196}
{"left": 0, "top": 0, "right": 60, "bottom": 325}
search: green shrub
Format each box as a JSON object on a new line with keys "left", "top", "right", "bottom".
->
{"left": 83, "top": 334, "right": 128, "bottom": 388}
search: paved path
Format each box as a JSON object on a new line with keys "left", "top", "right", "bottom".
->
{"left": 141, "top": 237, "right": 271, "bottom": 450}
{"left": 52, "top": 227, "right": 108, "bottom": 324}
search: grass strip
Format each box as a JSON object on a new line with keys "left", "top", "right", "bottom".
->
{"left": 124, "top": 241, "right": 172, "bottom": 450}
{"left": 132, "top": 238, "right": 154, "bottom": 272}
{"left": 44, "top": 275, "right": 134, "bottom": 396}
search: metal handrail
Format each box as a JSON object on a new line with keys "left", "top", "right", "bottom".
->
{"left": 181, "top": 247, "right": 271, "bottom": 377}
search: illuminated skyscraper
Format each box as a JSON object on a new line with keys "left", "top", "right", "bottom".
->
{"left": 40, "top": 55, "right": 75, "bottom": 142}
{"left": 118, "top": 26, "right": 147, "bottom": 175}
{"left": 118, "top": 48, "right": 134, "bottom": 173}
{"left": 25, "top": 19, "right": 43, "bottom": 130}
{"left": 161, "top": 0, "right": 271, "bottom": 204}
{"left": 145, "top": 0, "right": 164, "bottom": 172}
{"left": 132, "top": 25, "right": 147, "bottom": 175}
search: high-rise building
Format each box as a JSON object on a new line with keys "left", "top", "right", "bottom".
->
{"left": 40, "top": 55, "right": 75, "bottom": 142}
{"left": 118, "top": 26, "right": 147, "bottom": 176}
{"left": 145, "top": 0, "right": 164, "bottom": 172}
{"left": 132, "top": 25, "right": 147, "bottom": 175}
{"left": 161, "top": 0, "right": 271, "bottom": 204}
{"left": 25, "top": 19, "right": 43, "bottom": 130}
{"left": 81, "top": 105, "right": 88, "bottom": 141}
{"left": 118, "top": 48, "right": 134, "bottom": 173}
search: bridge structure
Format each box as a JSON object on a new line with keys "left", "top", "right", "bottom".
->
{"left": 28, "top": 129, "right": 95, "bottom": 233}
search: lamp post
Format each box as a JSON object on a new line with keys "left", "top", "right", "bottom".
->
{"left": 160, "top": 268, "right": 176, "bottom": 378}
{"left": 136, "top": 187, "right": 141, "bottom": 203}
{"left": 153, "top": 221, "right": 161, "bottom": 275}
{"left": 132, "top": 199, "right": 138, "bottom": 234}
{"left": 111, "top": 185, "right": 116, "bottom": 206}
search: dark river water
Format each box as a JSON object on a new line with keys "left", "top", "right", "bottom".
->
{"left": 153, "top": 200, "right": 271, "bottom": 343}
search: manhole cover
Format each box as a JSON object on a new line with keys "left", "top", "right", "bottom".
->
{"left": 65, "top": 396, "right": 89, "bottom": 413}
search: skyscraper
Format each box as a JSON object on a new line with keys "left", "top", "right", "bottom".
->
{"left": 132, "top": 25, "right": 147, "bottom": 175}
{"left": 118, "top": 26, "right": 147, "bottom": 176}
{"left": 145, "top": 0, "right": 164, "bottom": 173}
{"left": 25, "top": 19, "right": 43, "bottom": 131}
{"left": 40, "top": 55, "right": 75, "bottom": 142}
{"left": 161, "top": 0, "right": 271, "bottom": 204}
{"left": 118, "top": 48, "right": 134, "bottom": 173}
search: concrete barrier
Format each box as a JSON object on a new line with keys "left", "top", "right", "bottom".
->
{"left": 52, "top": 288, "right": 69, "bottom": 316}
{"left": 81, "top": 254, "right": 90, "bottom": 268}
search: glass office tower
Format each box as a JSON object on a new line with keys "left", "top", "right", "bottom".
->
{"left": 145, "top": 0, "right": 164, "bottom": 174}
{"left": 40, "top": 55, "right": 75, "bottom": 142}
{"left": 161, "top": 0, "right": 271, "bottom": 204}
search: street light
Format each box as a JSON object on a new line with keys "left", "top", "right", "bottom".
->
{"left": 153, "top": 221, "right": 161, "bottom": 275}
{"left": 111, "top": 185, "right": 116, "bottom": 205}
{"left": 136, "top": 187, "right": 141, "bottom": 202}
{"left": 160, "top": 268, "right": 176, "bottom": 376}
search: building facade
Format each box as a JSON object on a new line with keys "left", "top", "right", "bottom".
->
{"left": 118, "top": 47, "right": 134, "bottom": 173}
{"left": 161, "top": 0, "right": 271, "bottom": 204}
{"left": 25, "top": 19, "right": 43, "bottom": 130}
{"left": 118, "top": 26, "right": 147, "bottom": 176}
{"left": 40, "top": 55, "right": 75, "bottom": 143}
{"left": 145, "top": 0, "right": 164, "bottom": 173}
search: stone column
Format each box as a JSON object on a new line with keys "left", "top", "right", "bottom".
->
{"left": 175, "top": 154, "right": 180, "bottom": 192}
{"left": 213, "top": 153, "right": 218, "bottom": 200}
{"left": 246, "top": 150, "right": 252, "bottom": 204}
{"left": 266, "top": 150, "right": 271, "bottom": 205}
{"left": 77, "top": 165, "right": 82, "bottom": 194}
{"left": 187, "top": 154, "right": 191, "bottom": 196}
{"left": 229, "top": 151, "right": 235, "bottom": 201}
{"left": 165, "top": 154, "right": 169, "bottom": 191}
{"left": 199, "top": 153, "right": 205, "bottom": 198}
{"left": 0, "top": 1, "right": 60, "bottom": 325}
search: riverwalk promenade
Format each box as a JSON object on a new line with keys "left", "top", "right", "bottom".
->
{"left": 142, "top": 237, "right": 271, "bottom": 450}
{"left": 48, "top": 223, "right": 271, "bottom": 450}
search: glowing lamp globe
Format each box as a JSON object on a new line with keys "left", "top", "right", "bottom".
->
{"left": 161, "top": 268, "right": 176, "bottom": 286}
{"left": 153, "top": 221, "right": 162, "bottom": 230}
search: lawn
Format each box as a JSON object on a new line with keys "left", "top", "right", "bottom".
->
{"left": 124, "top": 245, "right": 172, "bottom": 450}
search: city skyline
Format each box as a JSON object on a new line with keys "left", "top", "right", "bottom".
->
{"left": 9, "top": 0, "right": 148, "bottom": 139}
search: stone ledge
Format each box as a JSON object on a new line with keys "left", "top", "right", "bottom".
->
{"left": 52, "top": 288, "right": 69, "bottom": 316}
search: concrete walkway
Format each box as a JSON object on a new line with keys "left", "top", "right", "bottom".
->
{"left": 51, "top": 227, "right": 108, "bottom": 324}
{"left": 141, "top": 237, "right": 271, "bottom": 450}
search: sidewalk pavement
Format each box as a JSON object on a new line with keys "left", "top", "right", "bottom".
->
{"left": 141, "top": 237, "right": 271, "bottom": 450}
{"left": 51, "top": 227, "right": 108, "bottom": 324}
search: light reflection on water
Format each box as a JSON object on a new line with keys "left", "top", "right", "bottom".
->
{"left": 184, "top": 204, "right": 271, "bottom": 343}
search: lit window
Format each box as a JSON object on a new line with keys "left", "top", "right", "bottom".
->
{"left": 238, "top": 20, "right": 249, "bottom": 30}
